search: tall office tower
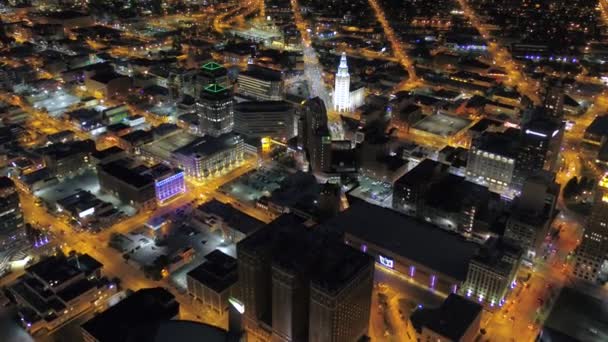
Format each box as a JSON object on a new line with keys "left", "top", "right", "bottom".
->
{"left": 466, "top": 129, "right": 519, "bottom": 193}
{"left": 197, "top": 84, "right": 234, "bottom": 137}
{"left": 573, "top": 175, "right": 608, "bottom": 282}
{"left": 0, "top": 177, "right": 24, "bottom": 247}
{"left": 309, "top": 127, "right": 332, "bottom": 174}
{"left": 237, "top": 65, "right": 284, "bottom": 101}
{"left": 543, "top": 79, "right": 565, "bottom": 120}
{"left": 234, "top": 101, "right": 295, "bottom": 139}
{"left": 333, "top": 53, "right": 350, "bottom": 112}
{"left": 298, "top": 98, "right": 332, "bottom": 173}
{"left": 308, "top": 255, "right": 374, "bottom": 342}
{"left": 504, "top": 174, "right": 559, "bottom": 260}
{"left": 515, "top": 116, "right": 563, "bottom": 188}
{"left": 463, "top": 237, "right": 522, "bottom": 308}
{"left": 237, "top": 214, "right": 373, "bottom": 342}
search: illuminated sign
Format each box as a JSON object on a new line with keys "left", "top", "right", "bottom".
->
{"left": 379, "top": 255, "right": 394, "bottom": 269}
{"left": 155, "top": 171, "right": 186, "bottom": 203}
{"left": 229, "top": 297, "right": 245, "bottom": 314}
{"left": 79, "top": 207, "right": 95, "bottom": 218}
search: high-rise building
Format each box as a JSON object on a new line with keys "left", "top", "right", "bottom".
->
{"left": 298, "top": 97, "right": 332, "bottom": 174}
{"left": 333, "top": 53, "right": 351, "bottom": 112}
{"left": 0, "top": 177, "right": 24, "bottom": 247}
{"left": 393, "top": 159, "right": 495, "bottom": 234}
{"left": 504, "top": 174, "right": 559, "bottom": 259}
{"left": 515, "top": 116, "right": 563, "bottom": 187}
{"left": 234, "top": 100, "right": 295, "bottom": 139}
{"left": 463, "top": 237, "right": 522, "bottom": 309}
{"left": 236, "top": 65, "right": 284, "bottom": 101}
{"left": 197, "top": 61, "right": 229, "bottom": 93}
{"left": 466, "top": 129, "right": 519, "bottom": 193}
{"left": 543, "top": 79, "right": 565, "bottom": 120}
{"left": 237, "top": 214, "right": 373, "bottom": 342}
{"left": 573, "top": 175, "right": 608, "bottom": 282}
{"left": 197, "top": 84, "right": 234, "bottom": 137}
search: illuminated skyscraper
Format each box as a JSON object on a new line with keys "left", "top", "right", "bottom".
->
{"left": 197, "top": 84, "right": 234, "bottom": 137}
{"left": 0, "top": 177, "right": 24, "bottom": 247}
{"left": 573, "top": 175, "right": 608, "bottom": 282}
{"left": 333, "top": 53, "right": 350, "bottom": 112}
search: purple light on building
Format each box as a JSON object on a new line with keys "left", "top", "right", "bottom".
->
{"left": 361, "top": 244, "right": 367, "bottom": 253}
{"left": 430, "top": 275, "right": 436, "bottom": 289}
{"left": 155, "top": 171, "right": 186, "bottom": 203}
{"left": 452, "top": 284, "right": 458, "bottom": 294}
{"left": 409, "top": 265, "right": 415, "bottom": 278}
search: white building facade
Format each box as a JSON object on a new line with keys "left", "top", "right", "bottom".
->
{"left": 333, "top": 53, "right": 351, "bottom": 112}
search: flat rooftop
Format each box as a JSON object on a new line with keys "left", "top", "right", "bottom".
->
{"left": 238, "top": 214, "right": 372, "bottom": 295}
{"left": 81, "top": 287, "right": 179, "bottom": 342}
{"left": 173, "top": 132, "right": 242, "bottom": 159}
{"left": 540, "top": 287, "right": 608, "bottom": 342}
{"left": 187, "top": 250, "right": 237, "bottom": 293}
{"left": 142, "top": 130, "right": 199, "bottom": 161}
{"left": 234, "top": 100, "right": 292, "bottom": 113}
{"left": 412, "top": 112, "right": 472, "bottom": 138}
{"left": 98, "top": 160, "right": 153, "bottom": 189}
{"left": 197, "top": 199, "right": 264, "bottom": 235}
{"left": 411, "top": 294, "right": 482, "bottom": 340}
{"left": 325, "top": 199, "right": 480, "bottom": 281}
{"left": 240, "top": 65, "right": 282, "bottom": 82}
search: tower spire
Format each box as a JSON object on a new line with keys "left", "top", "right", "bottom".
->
{"left": 333, "top": 52, "right": 351, "bottom": 112}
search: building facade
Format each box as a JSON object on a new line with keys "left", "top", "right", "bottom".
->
{"left": 153, "top": 169, "right": 186, "bottom": 204}
{"left": 0, "top": 177, "right": 24, "bottom": 247}
{"left": 333, "top": 53, "right": 350, "bottom": 112}
{"left": 234, "top": 100, "right": 295, "bottom": 139}
{"left": 236, "top": 215, "right": 373, "bottom": 342}
{"left": 197, "top": 84, "right": 234, "bottom": 137}
{"left": 573, "top": 175, "right": 608, "bottom": 282}
{"left": 462, "top": 238, "right": 522, "bottom": 309}
{"left": 186, "top": 250, "right": 238, "bottom": 319}
{"left": 236, "top": 65, "right": 284, "bottom": 101}
{"left": 172, "top": 133, "right": 244, "bottom": 181}
{"left": 466, "top": 130, "right": 518, "bottom": 193}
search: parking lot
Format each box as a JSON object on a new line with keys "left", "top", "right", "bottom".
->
{"left": 220, "top": 166, "right": 290, "bottom": 204}
{"left": 350, "top": 176, "right": 393, "bottom": 207}
{"left": 34, "top": 169, "right": 136, "bottom": 216}
{"left": 109, "top": 211, "right": 237, "bottom": 292}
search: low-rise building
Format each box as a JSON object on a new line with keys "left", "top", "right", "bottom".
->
{"left": 462, "top": 237, "right": 522, "bottom": 309}
{"left": 81, "top": 287, "right": 179, "bottom": 342}
{"left": 97, "top": 161, "right": 156, "bottom": 210}
{"left": 410, "top": 294, "right": 483, "bottom": 342}
{"left": 8, "top": 253, "right": 114, "bottom": 337}
{"left": 192, "top": 199, "right": 265, "bottom": 243}
{"left": 172, "top": 132, "right": 244, "bottom": 181}
{"left": 37, "top": 139, "right": 95, "bottom": 177}
{"left": 186, "top": 250, "right": 238, "bottom": 319}
{"left": 85, "top": 71, "right": 132, "bottom": 100}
